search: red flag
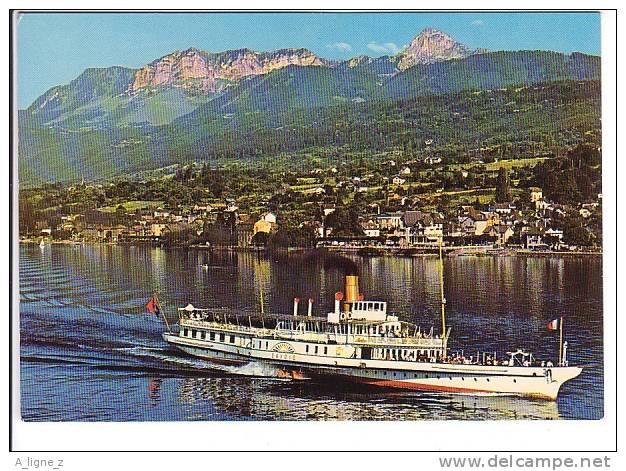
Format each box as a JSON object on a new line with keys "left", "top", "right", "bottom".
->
{"left": 547, "top": 318, "right": 561, "bottom": 331}
{"left": 146, "top": 297, "right": 160, "bottom": 317}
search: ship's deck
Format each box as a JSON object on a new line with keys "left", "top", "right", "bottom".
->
{"left": 179, "top": 317, "right": 445, "bottom": 348}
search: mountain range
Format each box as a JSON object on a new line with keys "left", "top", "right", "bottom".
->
{"left": 18, "top": 28, "right": 601, "bottom": 183}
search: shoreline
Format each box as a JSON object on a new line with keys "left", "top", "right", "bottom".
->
{"left": 19, "top": 239, "right": 602, "bottom": 257}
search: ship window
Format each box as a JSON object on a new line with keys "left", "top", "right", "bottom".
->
{"left": 183, "top": 328, "right": 188, "bottom": 337}
{"left": 192, "top": 329, "right": 197, "bottom": 338}
{"left": 230, "top": 336, "right": 235, "bottom": 344}
{"left": 200, "top": 331, "right": 206, "bottom": 340}
{"left": 219, "top": 333, "right": 225, "bottom": 342}
{"left": 265, "top": 342, "right": 268, "bottom": 349}
{"left": 324, "top": 346, "right": 328, "bottom": 355}
{"left": 315, "top": 346, "right": 319, "bottom": 354}
{"left": 210, "top": 332, "right": 215, "bottom": 341}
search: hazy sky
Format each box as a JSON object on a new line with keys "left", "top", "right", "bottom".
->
{"left": 16, "top": 12, "right": 601, "bottom": 108}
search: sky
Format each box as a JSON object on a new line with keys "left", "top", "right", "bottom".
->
{"left": 16, "top": 12, "right": 601, "bottom": 108}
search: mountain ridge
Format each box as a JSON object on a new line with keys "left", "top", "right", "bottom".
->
{"left": 18, "top": 28, "right": 602, "bottom": 184}
{"left": 21, "top": 28, "right": 506, "bottom": 112}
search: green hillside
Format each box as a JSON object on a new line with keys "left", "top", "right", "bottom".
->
{"left": 18, "top": 51, "right": 601, "bottom": 184}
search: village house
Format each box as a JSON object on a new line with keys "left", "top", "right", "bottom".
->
{"left": 262, "top": 211, "right": 277, "bottom": 225}
{"left": 493, "top": 202, "right": 514, "bottom": 215}
{"left": 236, "top": 221, "right": 255, "bottom": 248}
{"left": 424, "top": 156, "right": 442, "bottom": 165}
{"left": 401, "top": 211, "right": 444, "bottom": 246}
{"left": 535, "top": 199, "right": 551, "bottom": 211}
{"left": 153, "top": 209, "right": 171, "bottom": 219}
{"left": 392, "top": 176, "right": 406, "bottom": 185}
{"left": 253, "top": 211, "right": 278, "bottom": 236}
{"left": 375, "top": 212, "right": 404, "bottom": 231}
{"left": 458, "top": 208, "right": 490, "bottom": 236}
{"left": 544, "top": 228, "right": 565, "bottom": 249}
{"left": 81, "top": 227, "right": 101, "bottom": 242}
{"left": 484, "top": 224, "right": 514, "bottom": 246}
{"left": 150, "top": 223, "right": 167, "bottom": 238}
{"left": 361, "top": 220, "right": 381, "bottom": 238}
{"left": 104, "top": 224, "right": 127, "bottom": 242}
{"left": 322, "top": 204, "right": 336, "bottom": 217}
{"left": 522, "top": 228, "right": 548, "bottom": 250}
{"left": 529, "top": 187, "right": 543, "bottom": 203}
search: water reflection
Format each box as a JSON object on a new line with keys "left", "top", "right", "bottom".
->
{"left": 19, "top": 245, "right": 602, "bottom": 421}
{"left": 175, "top": 376, "right": 560, "bottom": 421}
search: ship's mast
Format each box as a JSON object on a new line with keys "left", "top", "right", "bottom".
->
{"left": 255, "top": 254, "right": 266, "bottom": 329}
{"left": 438, "top": 236, "right": 447, "bottom": 356}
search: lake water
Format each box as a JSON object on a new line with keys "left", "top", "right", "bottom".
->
{"left": 18, "top": 244, "right": 603, "bottom": 421}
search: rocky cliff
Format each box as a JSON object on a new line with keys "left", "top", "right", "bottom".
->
{"left": 396, "top": 28, "right": 482, "bottom": 70}
{"left": 130, "top": 47, "right": 326, "bottom": 94}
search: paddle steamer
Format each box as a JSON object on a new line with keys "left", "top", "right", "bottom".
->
{"left": 160, "top": 247, "right": 582, "bottom": 400}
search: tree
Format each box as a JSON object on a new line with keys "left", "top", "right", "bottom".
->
{"left": 268, "top": 226, "right": 316, "bottom": 248}
{"left": 19, "top": 198, "right": 37, "bottom": 234}
{"left": 115, "top": 204, "right": 126, "bottom": 218}
{"left": 561, "top": 215, "right": 593, "bottom": 247}
{"left": 202, "top": 223, "right": 233, "bottom": 246}
{"left": 324, "top": 206, "right": 363, "bottom": 237}
{"left": 251, "top": 231, "right": 269, "bottom": 247}
{"left": 495, "top": 167, "right": 512, "bottom": 203}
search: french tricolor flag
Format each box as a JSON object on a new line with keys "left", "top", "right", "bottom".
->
{"left": 547, "top": 317, "right": 562, "bottom": 331}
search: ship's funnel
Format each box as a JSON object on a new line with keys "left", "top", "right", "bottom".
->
{"left": 344, "top": 275, "right": 359, "bottom": 311}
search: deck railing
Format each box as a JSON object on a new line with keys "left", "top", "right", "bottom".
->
{"left": 180, "top": 318, "right": 445, "bottom": 347}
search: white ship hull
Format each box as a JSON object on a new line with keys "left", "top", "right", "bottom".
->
{"left": 163, "top": 332, "right": 582, "bottom": 400}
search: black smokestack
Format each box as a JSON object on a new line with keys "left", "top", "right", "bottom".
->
{"left": 270, "top": 249, "right": 358, "bottom": 276}
{"left": 319, "top": 251, "right": 359, "bottom": 276}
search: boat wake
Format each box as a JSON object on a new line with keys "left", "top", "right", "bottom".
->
{"left": 121, "top": 346, "right": 290, "bottom": 379}
{"left": 222, "top": 361, "right": 291, "bottom": 379}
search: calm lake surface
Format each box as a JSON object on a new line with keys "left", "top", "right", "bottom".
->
{"left": 19, "top": 244, "right": 603, "bottom": 421}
